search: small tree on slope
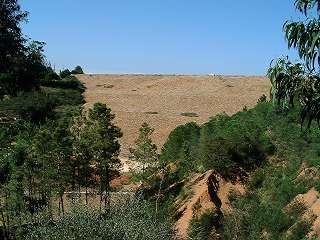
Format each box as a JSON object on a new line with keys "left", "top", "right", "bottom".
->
{"left": 129, "top": 123, "right": 158, "bottom": 180}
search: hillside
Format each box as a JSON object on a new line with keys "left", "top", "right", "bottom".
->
{"left": 77, "top": 74, "right": 270, "bottom": 156}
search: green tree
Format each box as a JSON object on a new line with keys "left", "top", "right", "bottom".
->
{"left": 129, "top": 123, "right": 158, "bottom": 177}
{"left": 70, "top": 113, "right": 94, "bottom": 205}
{"left": 268, "top": 0, "right": 320, "bottom": 127}
{"left": 0, "top": 0, "right": 27, "bottom": 73}
{"left": 267, "top": 57, "right": 304, "bottom": 109}
{"left": 285, "top": 0, "right": 320, "bottom": 71}
{"left": 87, "top": 103, "right": 122, "bottom": 209}
{"left": 71, "top": 66, "right": 84, "bottom": 74}
{"left": 44, "top": 68, "right": 61, "bottom": 81}
{"left": 0, "top": 0, "right": 48, "bottom": 97}
{"left": 59, "top": 69, "right": 71, "bottom": 79}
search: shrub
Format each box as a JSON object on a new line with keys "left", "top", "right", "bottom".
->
{"left": 160, "top": 122, "right": 200, "bottom": 164}
{"left": 44, "top": 71, "right": 60, "bottom": 81}
{"left": 188, "top": 210, "right": 221, "bottom": 240}
{"left": 59, "top": 69, "right": 71, "bottom": 79}
{"left": 287, "top": 220, "right": 312, "bottom": 240}
{"left": 71, "top": 66, "right": 84, "bottom": 74}
{"left": 23, "top": 198, "right": 174, "bottom": 240}
{"left": 0, "top": 91, "right": 57, "bottom": 123}
{"left": 258, "top": 94, "right": 267, "bottom": 103}
{"left": 44, "top": 87, "right": 84, "bottom": 106}
{"left": 198, "top": 109, "right": 274, "bottom": 180}
{"left": 41, "top": 76, "right": 85, "bottom": 92}
{"left": 181, "top": 112, "right": 199, "bottom": 117}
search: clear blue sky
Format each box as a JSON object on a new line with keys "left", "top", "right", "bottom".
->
{"left": 20, "top": 0, "right": 302, "bottom": 75}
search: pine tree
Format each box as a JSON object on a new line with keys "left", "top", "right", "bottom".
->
{"left": 129, "top": 123, "right": 158, "bottom": 179}
{"left": 87, "top": 103, "right": 122, "bottom": 209}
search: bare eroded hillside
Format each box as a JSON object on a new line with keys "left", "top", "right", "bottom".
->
{"left": 77, "top": 74, "right": 270, "bottom": 156}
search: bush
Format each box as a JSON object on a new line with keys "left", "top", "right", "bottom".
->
{"left": 44, "top": 71, "right": 60, "bottom": 81}
{"left": 41, "top": 76, "right": 85, "bottom": 92}
{"left": 287, "top": 220, "right": 312, "bottom": 240}
{"left": 44, "top": 87, "right": 85, "bottom": 106}
{"left": 71, "top": 65, "right": 84, "bottom": 74}
{"left": 197, "top": 108, "right": 274, "bottom": 180}
{"left": 160, "top": 122, "right": 200, "bottom": 164}
{"left": 0, "top": 91, "right": 57, "bottom": 123}
{"left": 23, "top": 198, "right": 174, "bottom": 240}
{"left": 188, "top": 210, "right": 221, "bottom": 240}
{"left": 59, "top": 69, "right": 71, "bottom": 79}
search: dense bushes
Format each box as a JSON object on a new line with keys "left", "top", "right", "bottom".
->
{"left": 0, "top": 0, "right": 48, "bottom": 98}
{"left": 23, "top": 198, "right": 174, "bottom": 240}
{"left": 41, "top": 76, "right": 85, "bottom": 91}
{"left": 44, "top": 70, "right": 60, "bottom": 81}
{"left": 160, "top": 122, "right": 200, "bottom": 179}
{"left": 0, "top": 83, "right": 84, "bottom": 123}
{"left": 199, "top": 110, "right": 274, "bottom": 180}
{"left": 160, "top": 103, "right": 275, "bottom": 183}
{"left": 0, "top": 91, "right": 56, "bottom": 123}
{"left": 59, "top": 69, "right": 71, "bottom": 79}
{"left": 157, "top": 100, "right": 320, "bottom": 239}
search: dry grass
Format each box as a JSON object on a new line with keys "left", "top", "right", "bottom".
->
{"left": 77, "top": 74, "right": 270, "bottom": 157}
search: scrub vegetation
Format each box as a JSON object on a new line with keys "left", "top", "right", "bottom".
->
{"left": 1, "top": 0, "right": 320, "bottom": 239}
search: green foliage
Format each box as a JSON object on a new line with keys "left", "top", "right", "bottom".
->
{"left": 267, "top": 57, "right": 304, "bottom": 108}
{"left": 0, "top": 91, "right": 57, "bottom": 123}
{"left": 160, "top": 104, "right": 275, "bottom": 182}
{"left": 285, "top": 0, "right": 320, "bottom": 70}
{"left": 161, "top": 122, "right": 200, "bottom": 164}
{"left": 71, "top": 65, "right": 84, "bottom": 74}
{"left": 188, "top": 210, "right": 221, "bottom": 240}
{"left": 218, "top": 109, "right": 318, "bottom": 239}
{"left": 159, "top": 101, "right": 319, "bottom": 239}
{"left": 41, "top": 75, "right": 85, "bottom": 91}
{"left": 87, "top": 103, "right": 123, "bottom": 207}
{"left": 129, "top": 123, "right": 158, "bottom": 177}
{"left": 44, "top": 68, "right": 61, "bottom": 81}
{"left": 268, "top": 0, "right": 320, "bottom": 128}
{"left": 0, "top": 0, "right": 48, "bottom": 97}
{"left": 287, "top": 220, "right": 312, "bottom": 240}
{"left": 44, "top": 87, "right": 85, "bottom": 106}
{"left": 0, "top": 0, "right": 35, "bottom": 97}
{"left": 59, "top": 69, "right": 71, "bottom": 79}
{"left": 23, "top": 198, "right": 174, "bottom": 240}
{"left": 199, "top": 109, "right": 274, "bottom": 180}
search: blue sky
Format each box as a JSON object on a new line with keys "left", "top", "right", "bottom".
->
{"left": 20, "top": 0, "right": 303, "bottom": 75}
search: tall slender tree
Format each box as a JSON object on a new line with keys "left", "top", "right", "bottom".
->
{"left": 87, "top": 103, "right": 122, "bottom": 209}
{"left": 129, "top": 123, "right": 158, "bottom": 178}
{"left": 70, "top": 114, "right": 94, "bottom": 205}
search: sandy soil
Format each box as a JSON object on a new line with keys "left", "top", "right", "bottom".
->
{"left": 77, "top": 74, "right": 270, "bottom": 157}
{"left": 175, "top": 170, "right": 245, "bottom": 239}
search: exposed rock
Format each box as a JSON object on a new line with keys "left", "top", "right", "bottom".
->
{"left": 286, "top": 188, "right": 320, "bottom": 238}
{"left": 174, "top": 170, "right": 245, "bottom": 239}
